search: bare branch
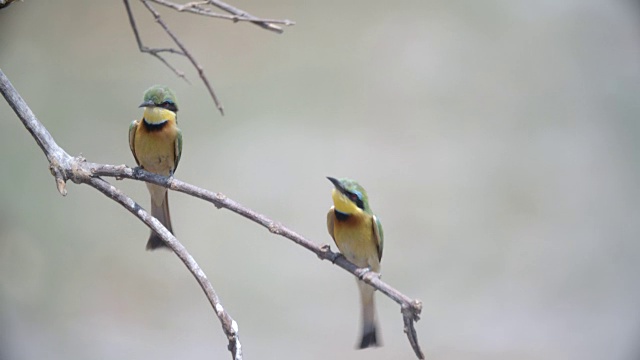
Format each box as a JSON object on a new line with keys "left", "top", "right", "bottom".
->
{"left": 149, "top": 0, "right": 295, "bottom": 31}
{"left": 124, "top": 0, "right": 223, "bottom": 114}
{"left": 123, "top": 0, "right": 190, "bottom": 82}
{"left": 88, "top": 176, "right": 242, "bottom": 360}
{"left": 2, "top": 65, "right": 425, "bottom": 358}
{"left": 207, "top": 0, "right": 293, "bottom": 32}
{"left": 0, "top": 68, "right": 243, "bottom": 360}
{"left": 403, "top": 303, "right": 425, "bottom": 359}
{"left": 1, "top": 61, "right": 425, "bottom": 357}
{"left": 140, "top": 0, "right": 225, "bottom": 115}
{"left": 123, "top": 0, "right": 294, "bottom": 115}
{"left": 91, "top": 164, "right": 426, "bottom": 359}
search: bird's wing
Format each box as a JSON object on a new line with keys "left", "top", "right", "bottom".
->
{"left": 372, "top": 215, "right": 384, "bottom": 261}
{"left": 174, "top": 127, "right": 183, "bottom": 171}
{"left": 326, "top": 207, "right": 337, "bottom": 246}
{"left": 128, "top": 120, "right": 140, "bottom": 166}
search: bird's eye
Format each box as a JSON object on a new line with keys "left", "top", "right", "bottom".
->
{"left": 160, "top": 101, "right": 178, "bottom": 112}
{"left": 348, "top": 192, "right": 365, "bottom": 210}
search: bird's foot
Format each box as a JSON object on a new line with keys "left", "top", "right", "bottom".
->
{"left": 332, "top": 251, "right": 344, "bottom": 264}
{"left": 355, "top": 267, "right": 371, "bottom": 280}
{"left": 167, "top": 170, "right": 177, "bottom": 187}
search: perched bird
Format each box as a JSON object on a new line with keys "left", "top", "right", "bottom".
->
{"left": 326, "top": 176, "right": 384, "bottom": 349}
{"left": 129, "top": 85, "right": 182, "bottom": 250}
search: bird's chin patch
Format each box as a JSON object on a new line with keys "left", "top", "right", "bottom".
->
{"left": 144, "top": 107, "right": 174, "bottom": 124}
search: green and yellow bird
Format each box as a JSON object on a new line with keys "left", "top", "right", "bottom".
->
{"left": 326, "top": 176, "right": 384, "bottom": 349}
{"left": 129, "top": 85, "right": 182, "bottom": 250}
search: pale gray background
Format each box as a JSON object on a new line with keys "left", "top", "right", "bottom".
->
{"left": 1, "top": 1, "right": 640, "bottom": 359}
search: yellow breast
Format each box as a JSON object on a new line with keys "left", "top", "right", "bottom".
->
{"left": 133, "top": 119, "right": 178, "bottom": 175}
{"left": 332, "top": 212, "right": 380, "bottom": 271}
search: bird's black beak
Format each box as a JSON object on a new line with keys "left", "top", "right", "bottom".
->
{"left": 327, "top": 176, "right": 347, "bottom": 194}
{"left": 139, "top": 100, "right": 155, "bottom": 108}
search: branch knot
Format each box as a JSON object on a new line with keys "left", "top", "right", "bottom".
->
{"left": 268, "top": 221, "right": 281, "bottom": 234}
{"left": 48, "top": 160, "right": 68, "bottom": 196}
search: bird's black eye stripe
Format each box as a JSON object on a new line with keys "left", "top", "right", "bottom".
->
{"left": 347, "top": 192, "right": 365, "bottom": 210}
{"left": 160, "top": 101, "right": 178, "bottom": 112}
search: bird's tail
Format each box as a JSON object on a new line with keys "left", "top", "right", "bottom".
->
{"left": 146, "top": 185, "right": 173, "bottom": 250}
{"left": 357, "top": 280, "right": 381, "bottom": 349}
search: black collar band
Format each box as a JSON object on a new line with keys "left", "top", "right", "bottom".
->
{"left": 334, "top": 209, "right": 350, "bottom": 221}
{"left": 142, "top": 118, "right": 168, "bottom": 131}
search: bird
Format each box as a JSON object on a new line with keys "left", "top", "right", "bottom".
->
{"left": 129, "top": 85, "right": 182, "bottom": 250}
{"left": 326, "top": 176, "right": 384, "bottom": 349}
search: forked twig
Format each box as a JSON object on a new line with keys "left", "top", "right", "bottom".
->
{"left": 123, "top": 0, "right": 189, "bottom": 82}
{"left": 149, "top": 0, "right": 295, "bottom": 31}
{"left": 123, "top": 0, "right": 294, "bottom": 115}
{"left": 140, "top": 0, "right": 224, "bottom": 115}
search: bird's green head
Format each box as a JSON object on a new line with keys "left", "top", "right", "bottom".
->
{"left": 327, "top": 176, "right": 372, "bottom": 215}
{"left": 139, "top": 85, "right": 178, "bottom": 113}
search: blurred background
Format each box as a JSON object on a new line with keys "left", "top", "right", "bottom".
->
{"left": 1, "top": 1, "right": 640, "bottom": 359}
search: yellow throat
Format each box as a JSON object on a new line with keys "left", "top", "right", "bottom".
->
{"left": 143, "top": 106, "right": 175, "bottom": 124}
{"left": 332, "top": 188, "right": 361, "bottom": 215}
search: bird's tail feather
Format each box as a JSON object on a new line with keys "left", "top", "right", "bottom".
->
{"left": 146, "top": 189, "right": 172, "bottom": 250}
{"left": 357, "top": 281, "right": 381, "bottom": 349}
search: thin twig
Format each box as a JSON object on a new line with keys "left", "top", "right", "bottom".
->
{"left": 0, "top": 67, "right": 425, "bottom": 358}
{"left": 123, "top": 0, "right": 294, "bottom": 115}
{"left": 0, "top": 68, "right": 243, "bottom": 360}
{"left": 149, "top": 0, "right": 295, "bottom": 31}
{"left": 140, "top": 0, "right": 225, "bottom": 115}
{"left": 208, "top": 0, "right": 294, "bottom": 32}
{"left": 123, "top": 0, "right": 189, "bottom": 82}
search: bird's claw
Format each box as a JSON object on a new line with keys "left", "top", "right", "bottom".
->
{"left": 168, "top": 171, "right": 177, "bottom": 187}
{"left": 355, "top": 267, "right": 371, "bottom": 280}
